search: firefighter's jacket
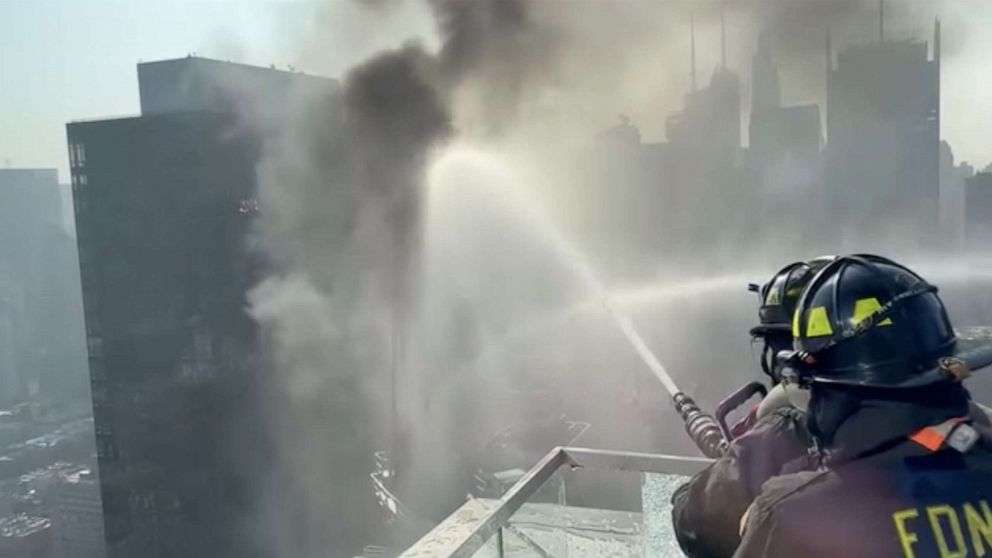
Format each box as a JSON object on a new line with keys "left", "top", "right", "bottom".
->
{"left": 671, "top": 406, "right": 812, "bottom": 558}
{"left": 733, "top": 417, "right": 992, "bottom": 557}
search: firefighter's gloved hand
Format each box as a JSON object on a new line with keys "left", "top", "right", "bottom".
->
{"left": 756, "top": 383, "right": 810, "bottom": 421}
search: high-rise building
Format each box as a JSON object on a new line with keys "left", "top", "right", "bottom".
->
{"left": 659, "top": 63, "right": 744, "bottom": 259}
{"left": 750, "top": 33, "right": 780, "bottom": 116}
{"left": 748, "top": 35, "right": 821, "bottom": 164}
{"left": 666, "top": 67, "right": 741, "bottom": 162}
{"left": 938, "top": 141, "right": 975, "bottom": 251}
{"left": 52, "top": 468, "right": 106, "bottom": 558}
{"left": 746, "top": 32, "right": 824, "bottom": 250}
{"left": 964, "top": 172, "right": 992, "bottom": 255}
{"left": 0, "top": 169, "right": 85, "bottom": 405}
{"left": 824, "top": 23, "right": 940, "bottom": 249}
{"left": 68, "top": 58, "right": 336, "bottom": 558}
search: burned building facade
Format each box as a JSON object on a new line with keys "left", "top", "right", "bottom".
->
{"left": 68, "top": 58, "right": 334, "bottom": 558}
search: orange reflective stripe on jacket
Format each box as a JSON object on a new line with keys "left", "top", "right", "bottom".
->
{"left": 908, "top": 417, "right": 968, "bottom": 452}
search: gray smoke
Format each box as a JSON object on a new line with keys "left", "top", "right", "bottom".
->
{"left": 244, "top": 1, "right": 984, "bottom": 556}
{"left": 246, "top": 0, "right": 589, "bottom": 552}
{"left": 430, "top": 0, "right": 559, "bottom": 131}
{"left": 248, "top": 41, "right": 451, "bottom": 557}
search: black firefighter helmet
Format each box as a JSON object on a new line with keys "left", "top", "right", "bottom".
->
{"left": 750, "top": 256, "right": 836, "bottom": 380}
{"left": 789, "top": 254, "right": 962, "bottom": 388}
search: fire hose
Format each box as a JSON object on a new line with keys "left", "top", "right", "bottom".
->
{"left": 596, "top": 296, "right": 731, "bottom": 458}
{"left": 603, "top": 290, "right": 992, "bottom": 459}
{"left": 671, "top": 392, "right": 729, "bottom": 458}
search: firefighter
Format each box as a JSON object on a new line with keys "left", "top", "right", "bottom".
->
{"left": 732, "top": 256, "right": 836, "bottom": 436}
{"left": 734, "top": 254, "right": 992, "bottom": 558}
{"left": 672, "top": 258, "right": 832, "bottom": 558}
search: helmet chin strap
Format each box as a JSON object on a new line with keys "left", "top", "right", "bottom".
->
{"left": 761, "top": 332, "right": 795, "bottom": 383}
{"left": 760, "top": 342, "right": 775, "bottom": 379}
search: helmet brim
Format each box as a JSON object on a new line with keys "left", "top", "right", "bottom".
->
{"left": 811, "top": 338, "right": 992, "bottom": 389}
{"left": 749, "top": 323, "right": 792, "bottom": 337}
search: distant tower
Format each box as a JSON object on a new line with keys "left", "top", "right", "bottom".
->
{"left": 879, "top": 0, "right": 885, "bottom": 42}
{"left": 934, "top": 18, "right": 941, "bottom": 140}
{"left": 824, "top": 29, "right": 832, "bottom": 144}
{"left": 934, "top": 19, "right": 941, "bottom": 62}
{"left": 823, "top": 18, "right": 941, "bottom": 250}
{"left": 751, "top": 32, "right": 780, "bottom": 115}
{"left": 825, "top": 28, "right": 832, "bottom": 76}
{"left": 690, "top": 12, "right": 697, "bottom": 91}
{"left": 720, "top": 5, "right": 727, "bottom": 68}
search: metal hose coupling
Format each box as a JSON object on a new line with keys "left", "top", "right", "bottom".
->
{"left": 673, "top": 392, "right": 729, "bottom": 458}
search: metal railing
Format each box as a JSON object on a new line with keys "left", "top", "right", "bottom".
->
{"left": 399, "top": 447, "right": 712, "bottom": 558}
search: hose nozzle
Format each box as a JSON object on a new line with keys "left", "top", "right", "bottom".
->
{"left": 673, "top": 392, "right": 729, "bottom": 458}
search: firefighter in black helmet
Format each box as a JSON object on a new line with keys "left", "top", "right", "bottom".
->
{"left": 750, "top": 256, "right": 836, "bottom": 383}
{"left": 672, "top": 258, "right": 830, "bottom": 558}
{"left": 729, "top": 256, "right": 836, "bottom": 435}
{"left": 735, "top": 254, "right": 992, "bottom": 558}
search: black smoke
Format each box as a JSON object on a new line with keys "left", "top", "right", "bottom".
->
{"left": 246, "top": 1, "right": 972, "bottom": 557}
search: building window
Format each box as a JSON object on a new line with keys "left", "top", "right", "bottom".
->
{"left": 94, "top": 414, "right": 111, "bottom": 434}
{"left": 96, "top": 436, "right": 116, "bottom": 460}
{"left": 70, "top": 143, "right": 87, "bottom": 167}
{"left": 74, "top": 193, "right": 88, "bottom": 215}
{"left": 239, "top": 198, "right": 260, "bottom": 214}
{"left": 83, "top": 291, "right": 97, "bottom": 316}
{"left": 86, "top": 335, "right": 103, "bottom": 357}
{"left": 91, "top": 384, "right": 108, "bottom": 406}
{"left": 89, "top": 358, "right": 105, "bottom": 382}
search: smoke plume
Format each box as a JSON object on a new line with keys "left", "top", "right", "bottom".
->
{"left": 248, "top": 37, "right": 452, "bottom": 556}
{"left": 244, "top": 1, "right": 978, "bottom": 556}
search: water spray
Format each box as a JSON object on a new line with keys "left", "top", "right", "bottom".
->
{"left": 431, "top": 148, "right": 729, "bottom": 457}
{"left": 595, "top": 294, "right": 728, "bottom": 458}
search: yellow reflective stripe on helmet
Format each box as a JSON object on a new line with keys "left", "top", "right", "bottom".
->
{"left": 765, "top": 287, "right": 780, "bottom": 305}
{"left": 851, "top": 297, "right": 893, "bottom": 327}
{"left": 792, "top": 309, "right": 801, "bottom": 337}
{"left": 806, "top": 307, "right": 834, "bottom": 337}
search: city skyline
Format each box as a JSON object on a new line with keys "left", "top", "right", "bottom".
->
{"left": 5, "top": 1, "right": 992, "bottom": 180}
{"left": 6, "top": 2, "right": 992, "bottom": 557}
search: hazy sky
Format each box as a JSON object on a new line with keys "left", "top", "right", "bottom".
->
{"left": 2, "top": 0, "right": 992, "bottom": 181}
{"left": 0, "top": 0, "right": 435, "bottom": 180}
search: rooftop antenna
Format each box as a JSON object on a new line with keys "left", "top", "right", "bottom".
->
{"left": 935, "top": 18, "right": 941, "bottom": 140}
{"left": 825, "top": 28, "right": 833, "bottom": 75}
{"left": 824, "top": 28, "right": 832, "bottom": 144}
{"left": 933, "top": 18, "right": 941, "bottom": 63}
{"left": 879, "top": 0, "right": 885, "bottom": 43}
{"left": 720, "top": 4, "right": 727, "bottom": 68}
{"left": 690, "top": 11, "right": 697, "bottom": 91}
